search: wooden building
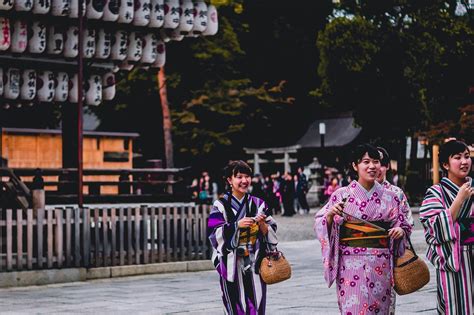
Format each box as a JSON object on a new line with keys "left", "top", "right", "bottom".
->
{"left": 0, "top": 127, "right": 139, "bottom": 194}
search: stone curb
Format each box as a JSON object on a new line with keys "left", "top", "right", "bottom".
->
{"left": 0, "top": 260, "right": 213, "bottom": 288}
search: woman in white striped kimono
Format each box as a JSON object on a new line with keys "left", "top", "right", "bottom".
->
{"left": 208, "top": 160, "right": 278, "bottom": 315}
{"left": 419, "top": 139, "right": 473, "bottom": 314}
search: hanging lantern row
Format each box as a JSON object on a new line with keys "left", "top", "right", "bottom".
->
{"left": 0, "top": 18, "right": 170, "bottom": 66}
{"left": 0, "top": 0, "right": 218, "bottom": 36}
{"left": 0, "top": 67, "right": 115, "bottom": 106}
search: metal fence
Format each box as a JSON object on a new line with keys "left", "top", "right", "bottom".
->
{"left": 0, "top": 204, "right": 211, "bottom": 272}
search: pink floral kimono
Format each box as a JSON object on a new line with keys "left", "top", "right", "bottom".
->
{"left": 314, "top": 181, "right": 412, "bottom": 314}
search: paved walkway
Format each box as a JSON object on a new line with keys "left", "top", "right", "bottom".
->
{"left": 0, "top": 229, "right": 437, "bottom": 314}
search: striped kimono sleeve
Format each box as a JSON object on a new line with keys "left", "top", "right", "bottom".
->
{"left": 314, "top": 188, "right": 345, "bottom": 287}
{"left": 208, "top": 199, "right": 239, "bottom": 281}
{"left": 419, "top": 185, "right": 460, "bottom": 272}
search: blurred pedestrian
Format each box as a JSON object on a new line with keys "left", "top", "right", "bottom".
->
{"left": 419, "top": 140, "right": 474, "bottom": 314}
{"left": 296, "top": 166, "right": 310, "bottom": 214}
{"left": 281, "top": 172, "right": 296, "bottom": 216}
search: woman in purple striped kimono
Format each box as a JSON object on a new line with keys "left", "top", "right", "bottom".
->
{"left": 208, "top": 160, "right": 278, "bottom": 315}
{"left": 419, "top": 140, "right": 473, "bottom": 315}
{"left": 314, "top": 144, "right": 412, "bottom": 314}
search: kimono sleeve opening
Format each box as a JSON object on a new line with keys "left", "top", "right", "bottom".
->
{"left": 314, "top": 191, "right": 343, "bottom": 287}
{"left": 420, "top": 188, "right": 459, "bottom": 245}
{"left": 208, "top": 200, "right": 240, "bottom": 281}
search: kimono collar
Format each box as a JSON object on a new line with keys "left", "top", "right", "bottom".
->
{"left": 231, "top": 193, "right": 247, "bottom": 205}
{"left": 352, "top": 180, "right": 380, "bottom": 199}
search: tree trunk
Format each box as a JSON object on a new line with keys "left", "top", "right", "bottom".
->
{"left": 157, "top": 67, "right": 174, "bottom": 194}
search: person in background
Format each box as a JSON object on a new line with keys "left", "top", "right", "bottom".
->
{"left": 324, "top": 177, "right": 340, "bottom": 200}
{"left": 296, "top": 166, "right": 310, "bottom": 214}
{"left": 281, "top": 172, "right": 296, "bottom": 217}
{"left": 198, "top": 171, "right": 214, "bottom": 205}
{"left": 208, "top": 160, "right": 278, "bottom": 315}
{"left": 419, "top": 140, "right": 473, "bottom": 314}
{"left": 376, "top": 146, "right": 414, "bottom": 315}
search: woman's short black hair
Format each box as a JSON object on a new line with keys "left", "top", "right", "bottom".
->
{"left": 351, "top": 143, "right": 381, "bottom": 165}
{"left": 223, "top": 160, "right": 253, "bottom": 179}
{"left": 377, "top": 146, "right": 390, "bottom": 167}
{"left": 439, "top": 140, "right": 469, "bottom": 169}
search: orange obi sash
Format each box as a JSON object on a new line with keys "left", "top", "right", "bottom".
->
{"left": 340, "top": 221, "right": 390, "bottom": 248}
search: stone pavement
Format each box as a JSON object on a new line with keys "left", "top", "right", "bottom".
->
{"left": 0, "top": 228, "right": 437, "bottom": 315}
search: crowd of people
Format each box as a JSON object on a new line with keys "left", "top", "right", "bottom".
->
{"left": 189, "top": 167, "right": 312, "bottom": 216}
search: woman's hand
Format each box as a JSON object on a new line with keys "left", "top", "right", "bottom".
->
{"left": 254, "top": 214, "right": 268, "bottom": 235}
{"left": 456, "top": 182, "right": 474, "bottom": 203}
{"left": 388, "top": 227, "right": 404, "bottom": 239}
{"left": 238, "top": 217, "right": 255, "bottom": 228}
{"left": 326, "top": 202, "right": 344, "bottom": 226}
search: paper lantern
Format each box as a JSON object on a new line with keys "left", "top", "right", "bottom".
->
{"left": 202, "top": 4, "right": 217, "bottom": 36}
{"left": 33, "top": 0, "right": 51, "bottom": 14}
{"left": 118, "top": 0, "right": 134, "bottom": 23}
{"left": 192, "top": 0, "right": 207, "bottom": 34}
{"left": 47, "top": 25, "right": 64, "bottom": 55}
{"left": 0, "top": 0, "right": 13, "bottom": 10}
{"left": 95, "top": 28, "right": 111, "bottom": 59}
{"left": 103, "top": 0, "right": 120, "bottom": 21}
{"left": 169, "top": 28, "right": 183, "bottom": 41}
{"left": 15, "top": 0, "right": 34, "bottom": 11}
{"left": 126, "top": 32, "right": 142, "bottom": 62}
{"left": 149, "top": 0, "right": 164, "bottom": 28}
{"left": 52, "top": 0, "right": 70, "bottom": 16}
{"left": 68, "top": 73, "right": 79, "bottom": 103}
{"left": 0, "top": 18, "right": 11, "bottom": 51}
{"left": 102, "top": 72, "right": 115, "bottom": 100}
{"left": 28, "top": 21, "right": 47, "bottom": 53}
{"left": 163, "top": 0, "right": 179, "bottom": 29}
{"left": 151, "top": 39, "right": 165, "bottom": 68}
{"left": 36, "top": 71, "right": 55, "bottom": 102}
{"left": 11, "top": 20, "right": 28, "bottom": 53}
{"left": 69, "top": 0, "right": 86, "bottom": 18}
{"left": 82, "top": 28, "right": 95, "bottom": 58}
{"left": 159, "top": 28, "right": 171, "bottom": 42}
{"left": 54, "top": 72, "right": 69, "bottom": 102}
{"left": 85, "top": 74, "right": 102, "bottom": 106}
{"left": 86, "top": 0, "right": 105, "bottom": 19}
{"left": 178, "top": 0, "right": 194, "bottom": 33}
{"left": 133, "top": 0, "right": 151, "bottom": 26}
{"left": 64, "top": 26, "right": 79, "bottom": 58}
{"left": 20, "top": 69, "right": 36, "bottom": 100}
{"left": 111, "top": 30, "right": 128, "bottom": 60}
{"left": 5, "top": 68, "right": 20, "bottom": 100}
{"left": 141, "top": 33, "right": 157, "bottom": 64}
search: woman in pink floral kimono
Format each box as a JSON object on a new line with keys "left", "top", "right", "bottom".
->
{"left": 314, "top": 144, "right": 412, "bottom": 314}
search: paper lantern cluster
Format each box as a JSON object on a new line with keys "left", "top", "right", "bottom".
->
{"left": 0, "top": 67, "right": 116, "bottom": 107}
{"left": 0, "top": 0, "right": 218, "bottom": 107}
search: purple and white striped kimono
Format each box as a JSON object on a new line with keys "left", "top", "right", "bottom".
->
{"left": 208, "top": 193, "right": 278, "bottom": 315}
{"left": 314, "top": 181, "right": 411, "bottom": 314}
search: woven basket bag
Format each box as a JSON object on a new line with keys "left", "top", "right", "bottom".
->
{"left": 393, "top": 240, "right": 430, "bottom": 295}
{"left": 259, "top": 250, "right": 292, "bottom": 285}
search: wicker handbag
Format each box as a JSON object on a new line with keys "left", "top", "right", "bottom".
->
{"left": 393, "top": 239, "right": 430, "bottom": 295}
{"left": 259, "top": 250, "right": 292, "bottom": 285}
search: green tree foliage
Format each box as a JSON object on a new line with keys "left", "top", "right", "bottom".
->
{"left": 314, "top": 1, "right": 474, "bottom": 142}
